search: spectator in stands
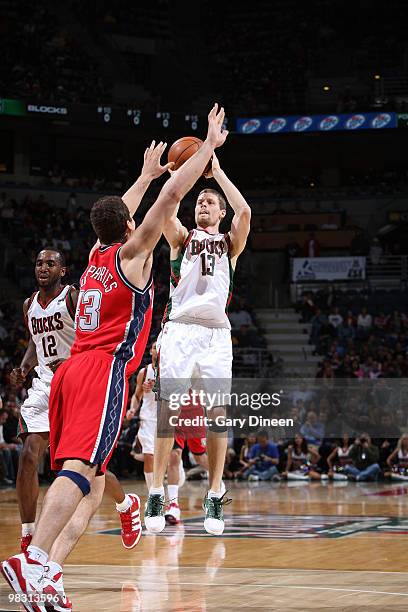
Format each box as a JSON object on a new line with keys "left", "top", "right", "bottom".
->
{"left": 229, "top": 301, "right": 254, "bottom": 329}
{"left": 369, "top": 237, "right": 383, "bottom": 265}
{"left": 357, "top": 307, "right": 372, "bottom": 335}
{"left": 303, "top": 232, "right": 321, "bottom": 258}
{"left": 310, "top": 308, "right": 328, "bottom": 344}
{"left": 300, "top": 410, "right": 325, "bottom": 446}
{"left": 328, "top": 307, "right": 343, "bottom": 331}
{"left": 374, "top": 412, "right": 400, "bottom": 467}
{"left": 374, "top": 311, "right": 388, "bottom": 334}
{"left": 300, "top": 293, "right": 316, "bottom": 323}
{"left": 343, "top": 434, "right": 380, "bottom": 481}
{"left": 244, "top": 431, "right": 280, "bottom": 481}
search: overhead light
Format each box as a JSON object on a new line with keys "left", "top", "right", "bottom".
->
{"left": 323, "top": 85, "right": 330, "bottom": 91}
{"left": 374, "top": 74, "right": 381, "bottom": 80}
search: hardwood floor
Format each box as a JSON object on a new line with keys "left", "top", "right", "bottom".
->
{"left": 1, "top": 479, "right": 407, "bottom": 610}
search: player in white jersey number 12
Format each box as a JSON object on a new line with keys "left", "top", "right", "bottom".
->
{"left": 145, "top": 149, "right": 251, "bottom": 536}
{"left": 10, "top": 249, "right": 77, "bottom": 553}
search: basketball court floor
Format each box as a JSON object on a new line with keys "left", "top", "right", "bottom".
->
{"left": 1, "top": 480, "right": 408, "bottom": 610}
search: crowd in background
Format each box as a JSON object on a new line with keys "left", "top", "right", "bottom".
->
{"left": 0, "top": 0, "right": 110, "bottom": 103}
{"left": 1, "top": 0, "right": 408, "bottom": 116}
{"left": 298, "top": 288, "right": 408, "bottom": 379}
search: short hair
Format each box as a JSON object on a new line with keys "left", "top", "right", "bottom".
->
{"left": 37, "top": 248, "right": 66, "bottom": 267}
{"left": 257, "top": 430, "right": 269, "bottom": 439}
{"left": 90, "top": 196, "right": 131, "bottom": 245}
{"left": 198, "top": 189, "right": 227, "bottom": 211}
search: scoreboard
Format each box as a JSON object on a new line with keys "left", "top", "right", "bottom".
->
{"left": 0, "top": 98, "right": 212, "bottom": 133}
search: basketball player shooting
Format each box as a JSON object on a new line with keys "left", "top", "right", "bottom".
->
{"left": 145, "top": 151, "right": 251, "bottom": 536}
{"left": 1, "top": 103, "right": 227, "bottom": 610}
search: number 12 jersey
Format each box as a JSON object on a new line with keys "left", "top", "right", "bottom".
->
{"left": 26, "top": 285, "right": 76, "bottom": 385}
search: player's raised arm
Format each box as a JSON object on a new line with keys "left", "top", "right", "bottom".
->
{"left": 163, "top": 202, "right": 189, "bottom": 249}
{"left": 121, "top": 103, "right": 228, "bottom": 260}
{"left": 122, "top": 141, "right": 174, "bottom": 217}
{"left": 89, "top": 141, "right": 173, "bottom": 258}
{"left": 209, "top": 152, "right": 251, "bottom": 262}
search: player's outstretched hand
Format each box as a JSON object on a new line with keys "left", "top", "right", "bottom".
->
{"left": 142, "top": 140, "right": 174, "bottom": 180}
{"left": 10, "top": 367, "right": 26, "bottom": 387}
{"left": 204, "top": 151, "right": 221, "bottom": 179}
{"left": 206, "top": 103, "right": 228, "bottom": 149}
{"left": 48, "top": 359, "right": 66, "bottom": 373}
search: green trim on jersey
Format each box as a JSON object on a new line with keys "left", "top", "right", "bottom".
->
{"left": 225, "top": 254, "right": 234, "bottom": 313}
{"left": 17, "top": 415, "right": 28, "bottom": 435}
{"left": 163, "top": 297, "right": 173, "bottom": 324}
{"left": 163, "top": 231, "right": 192, "bottom": 324}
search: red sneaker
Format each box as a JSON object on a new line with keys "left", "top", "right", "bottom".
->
{"left": 119, "top": 494, "right": 142, "bottom": 549}
{"left": 165, "top": 502, "right": 181, "bottom": 525}
{"left": 20, "top": 534, "right": 33, "bottom": 553}
{"left": 1, "top": 552, "right": 45, "bottom": 612}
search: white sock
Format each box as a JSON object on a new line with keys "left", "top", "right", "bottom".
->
{"left": 208, "top": 489, "right": 222, "bottom": 499}
{"left": 27, "top": 545, "right": 48, "bottom": 565}
{"left": 116, "top": 494, "right": 132, "bottom": 513}
{"left": 22, "top": 522, "right": 35, "bottom": 537}
{"left": 46, "top": 561, "right": 62, "bottom": 577}
{"left": 167, "top": 484, "right": 178, "bottom": 503}
{"left": 144, "top": 472, "right": 153, "bottom": 490}
{"left": 149, "top": 486, "right": 164, "bottom": 496}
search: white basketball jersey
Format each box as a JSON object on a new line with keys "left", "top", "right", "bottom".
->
{"left": 139, "top": 363, "right": 156, "bottom": 421}
{"left": 26, "top": 286, "right": 76, "bottom": 384}
{"left": 164, "top": 229, "right": 233, "bottom": 329}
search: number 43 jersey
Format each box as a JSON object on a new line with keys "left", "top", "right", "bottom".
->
{"left": 26, "top": 285, "right": 76, "bottom": 385}
{"left": 163, "top": 229, "right": 233, "bottom": 329}
{"left": 72, "top": 243, "right": 153, "bottom": 376}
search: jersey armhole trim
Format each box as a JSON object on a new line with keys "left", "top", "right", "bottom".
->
{"left": 115, "top": 247, "right": 153, "bottom": 294}
{"left": 66, "top": 286, "right": 76, "bottom": 321}
{"left": 24, "top": 292, "right": 37, "bottom": 327}
{"left": 183, "top": 230, "right": 194, "bottom": 249}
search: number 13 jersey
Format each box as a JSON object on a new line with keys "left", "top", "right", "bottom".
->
{"left": 72, "top": 243, "right": 153, "bottom": 376}
{"left": 163, "top": 229, "right": 233, "bottom": 329}
{"left": 26, "top": 285, "right": 76, "bottom": 385}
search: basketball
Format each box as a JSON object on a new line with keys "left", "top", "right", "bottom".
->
{"left": 168, "top": 136, "right": 211, "bottom": 174}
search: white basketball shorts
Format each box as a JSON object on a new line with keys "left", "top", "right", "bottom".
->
{"left": 18, "top": 377, "right": 50, "bottom": 435}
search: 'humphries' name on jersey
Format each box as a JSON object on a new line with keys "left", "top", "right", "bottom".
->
{"left": 80, "top": 265, "right": 118, "bottom": 293}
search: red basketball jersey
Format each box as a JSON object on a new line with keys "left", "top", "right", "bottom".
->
{"left": 72, "top": 243, "right": 153, "bottom": 376}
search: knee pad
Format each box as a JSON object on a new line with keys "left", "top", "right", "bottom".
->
{"left": 57, "top": 470, "right": 90, "bottom": 496}
{"left": 208, "top": 416, "right": 228, "bottom": 433}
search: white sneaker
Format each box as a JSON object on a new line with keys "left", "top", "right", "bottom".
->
{"left": 248, "top": 474, "right": 259, "bottom": 481}
{"left": 43, "top": 566, "right": 72, "bottom": 611}
{"left": 144, "top": 493, "right": 166, "bottom": 533}
{"left": 203, "top": 493, "right": 230, "bottom": 536}
{"left": 1, "top": 552, "right": 45, "bottom": 612}
{"left": 165, "top": 502, "right": 181, "bottom": 525}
